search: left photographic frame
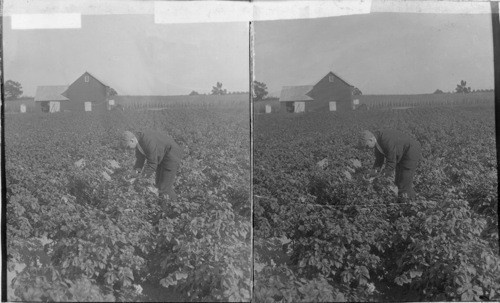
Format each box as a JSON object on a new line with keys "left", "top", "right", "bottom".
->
{"left": 2, "top": 2, "right": 252, "bottom": 301}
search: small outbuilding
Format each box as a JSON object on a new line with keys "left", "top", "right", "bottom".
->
{"left": 279, "top": 85, "right": 314, "bottom": 113}
{"left": 34, "top": 85, "right": 70, "bottom": 113}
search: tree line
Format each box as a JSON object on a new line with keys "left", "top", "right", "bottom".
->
{"left": 188, "top": 82, "right": 248, "bottom": 96}
{"left": 434, "top": 80, "right": 494, "bottom": 94}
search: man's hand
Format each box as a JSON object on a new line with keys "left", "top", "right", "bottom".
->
{"left": 125, "top": 169, "right": 141, "bottom": 184}
{"left": 127, "top": 169, "right": 140, "bottom": 178}
{"left": 367, "top": 169, "right": 379, "bottom": 178}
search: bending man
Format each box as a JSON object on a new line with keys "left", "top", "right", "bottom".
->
{"left": 122, "top": 130, "right": 183, "bottom": 205}
{"left": 359, "top": 129, "right": 422, "bottom": 200}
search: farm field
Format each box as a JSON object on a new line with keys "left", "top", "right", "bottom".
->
{"left": 5, "top": 105, "right": 251, "bottom": 301}
{"left": 253, "top": 104, "right": 499, "bottom": 301}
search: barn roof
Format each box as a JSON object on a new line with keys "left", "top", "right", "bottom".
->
{"left": 279, "top": 85, "right": 314, "bottom": 102}
{"left": 66, "top": 71, "right": 111, "bottom": 89}
{"left": 34, "top": 85, "right": 70, "bottom": 102}
{"left": 85, "top": 71, "right": 111, "bottom": 88}
{"left": 327, "top": 71, "right": 355, "bottom": 88}
{"left": 313, "top": 71, "right": 355, "bottom": 88}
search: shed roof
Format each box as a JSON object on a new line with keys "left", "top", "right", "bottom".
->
{"left": 279, "top": 85, "right": 314, "bottom": 102}
{"left": 34, "top": 85, "right": 69, "bottom": 102}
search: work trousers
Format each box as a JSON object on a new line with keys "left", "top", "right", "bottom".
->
{"left": 395, "top": 164, "right": 417, "bottom": 200}
{"left": 155, "top": 161, "right": 180, "bottom": 202}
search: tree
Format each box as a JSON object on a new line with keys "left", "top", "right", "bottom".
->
{"left": 189, "top": 91, "right": 199, "bottom": 96}
{"left": 107, "top": 87, "right": 118, "bottom": 97}
{"left": 455, "top": 80, "right": 471, "bottom": 94}
{"left": 211, "top": 82, "right": 227, "bottom": 95}
{"left": 5, "top": 80, "right": 23, "bottom": 100}
{"left": 434, "top": 89, "right": 444, "bottom": 94}
{"left": 253, "top": 81, "right": 268, "bottom": 101}
{"left": 353, "top": 87, "right": 362, "bottom": 96}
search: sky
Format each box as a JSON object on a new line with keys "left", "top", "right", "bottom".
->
{"left": 3, "top": 9, "right": 494, "bottom": 97}
{"left": 254, "top": 12, "right": 494, "bottom": 96}
{"left": 3, "top": 14, "right": 249, "bottom": 96}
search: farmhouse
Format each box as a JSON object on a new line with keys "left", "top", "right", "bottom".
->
{"left": 279, "top": 71, "right": 358, "bottom": 113}
{"left": 35, "top": 71, "right": 111, "bottom": 113}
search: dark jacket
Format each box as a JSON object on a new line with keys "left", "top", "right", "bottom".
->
{"left": 133, "top": 130, "right": 183, "bottom": 178}
{"left": 373, "top": 129, "right": 422, "bottom": 174}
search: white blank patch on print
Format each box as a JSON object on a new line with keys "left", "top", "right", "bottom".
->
{"left": 252, "top": 0, "right": 372, "bottom": 22}
{"left": 153, "top": 0, "right": 372, "bottom": 24}
{"left": 371, "top": 0, "right": 491, "bottom": 15}
{"left": 154, "top": 1, "right": 253, "bottom": 24}
{"left": 11, "top": 13, "right": 81, "bottom": 30}
{"left": 153, "top": 0, "right": 491, "bottom": 24}
{"left": 5, "top": 0, "right": 495, "bottom": 29}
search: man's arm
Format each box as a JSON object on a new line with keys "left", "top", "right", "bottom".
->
{"left": 142, "top": 155, "right": 159, "bottom": 178}
{"left": 134, "top": 148, "right": 145, "bottom": 172}
{"left": 137, "top": 134, "right": 162, "bottom": 179}
{"left": 381, "top": 146, "right": 397, "bottom": 176}
{"left": 373, "top": 148, "right": 385, "bottom": 170}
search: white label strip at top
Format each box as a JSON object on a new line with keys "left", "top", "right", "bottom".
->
{"left": 371, "top": 0, "right": 491, "bottom": 14}
{"left": 11, "top": 13, "right": 82, "bottom": 29}
{"left": 6, "top": 0, "right": 494, "bottom": 29}
{"left": 4, "top": 0, "right": 153, "bottom": 16}
{"left": 253, "top": 0, "right": 373, "bottom": 22}
{"left": 154, "top": 1, "right": 253, "bottom": 24}
{"left": 156, "top": 0, "right": 491, "bottom": 23}
{"left": 154, "top": 0, "right": 372, "bottom": 24}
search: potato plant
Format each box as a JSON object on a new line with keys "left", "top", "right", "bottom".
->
{"left": 5, "top": 106, "right": 251, "bottom": 302}
{"left": 253, "top": 105, "right": 499, "bottom": 302}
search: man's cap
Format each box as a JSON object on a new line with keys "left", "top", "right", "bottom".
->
{"left": 360, "top": 130, "right": 374, "bottom": 141}
{"left": 121, "top": 131, "right": 136, "bottom": 142}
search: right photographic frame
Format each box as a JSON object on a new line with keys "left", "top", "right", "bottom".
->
{"left": 252, "top": 7, "right": 499, "bottom": 302}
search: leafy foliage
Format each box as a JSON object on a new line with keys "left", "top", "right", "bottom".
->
{"left": 254, "top": 105, "right": 499, "bottom": 301}
{"left": 253, "top": 81, "right": 269, "bottom": 101}
{"left": 6, "top": 106, "right": 250, "bottom": 301}
{"left": 456, "top": 80, "right": 472, "bottom": 94}
{"left": 107, "top": 87, "right": 118, "bottom": 97}
{"left": 211, "top": 82, "right": 228, "bottom": 95}
{"left": 5, "top": 79, "right": 24, "bottom": 99}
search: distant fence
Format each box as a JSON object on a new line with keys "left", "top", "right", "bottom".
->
{"left": 4, "top": 98, "right": 37, "bottom": 113}
{"left": 4, "top": 94, "right": 250, "bottom": 113}
{"left": 254, "top": 92, "right": 494, "bottom": 114}
{"left": 357, "top": 92, "right": 494, "bottom": 109}
{"left": 114, "top": 94, "right": 249, "bottom": 109}
{"left": 254, "top": 100, "right": 281, "bottom": 114}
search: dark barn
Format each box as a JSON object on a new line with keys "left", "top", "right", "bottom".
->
{"left": 279, "top": 71, "right": 358, "bottom": 113}
{"left": 35, "top": 71, "right": 110, "bottom": 113}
